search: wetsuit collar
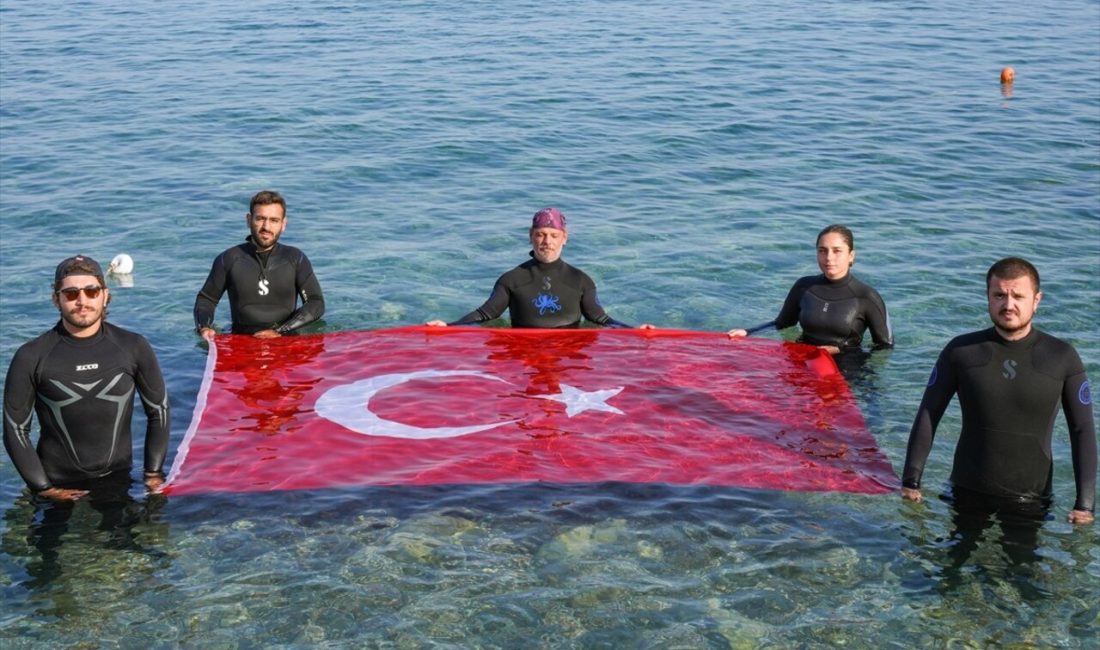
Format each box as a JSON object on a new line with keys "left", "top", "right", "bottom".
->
{"left": 990, "top": 326, "right": 1039, "bottom": 347}
{"left": 245, "top": 235, "right": 279, "bottom": 255}
{"left": 54, "top": 319, "right": 105, "bottom": 343}
{"left": 528, "top": 251, "right": 565, "bottom": 270}
{"left": 823, "top": 272, "right": 853, "bottom": 285}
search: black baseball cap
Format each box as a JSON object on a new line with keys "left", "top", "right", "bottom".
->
{"left": 54, "top": 255, "right": 106, "bottom": 285}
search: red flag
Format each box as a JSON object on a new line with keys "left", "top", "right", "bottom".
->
{"left": 164, "top": 327, "right": 898, "bottom": 495}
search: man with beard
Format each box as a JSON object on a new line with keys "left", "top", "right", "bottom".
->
{"left": 194, "top": 190, "right": 325, "bottom": 339}
{"left": 3, "top": 256, "right": 170, "bottom": 501}
{"left": 901, "top": 257, "right": 1095, "bottom": 536}
{"left": 426, "top": 207, "right": 643, "bottom": 329}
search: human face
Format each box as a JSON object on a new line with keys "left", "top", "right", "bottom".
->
{"left": 247, "top": 203, "right": 287, "bottom": 251}
{"left": 530, "top": 227, "right": 567, "bottom": 264}
{"left": 53, "top": 274, "right": 108, "bottom": 337}
{"left": 816, "top": 232, "right": 854, "bottom": 281}
{"left": 987, "top": 274, "right": 1041, "bottom": 340}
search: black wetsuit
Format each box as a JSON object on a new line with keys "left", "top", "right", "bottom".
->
{"left": 451, "top": 254, "right": 630, "bottom": 328}
{"left": 3, "top": 322, "right": 171, "bottom": 492}
{"left": 902, "top": 327, "right": 1096, "bottom": 513}
{"left": 194, "top": 237, "right": 325, "bottom": 335}
{"left": 746, "top": 273, "right": 893, "bottom": 352}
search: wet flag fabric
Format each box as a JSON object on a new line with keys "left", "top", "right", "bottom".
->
{"left": 164, "top": 327, "right": 898, "bottom": 495}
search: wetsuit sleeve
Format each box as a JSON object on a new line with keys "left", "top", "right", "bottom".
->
{"left": 864, "top": 287, "right": 894, "bottom": 350}
{"left": 773, "top": 281, "right": 804, "bottom": 330}
{"left": 1062, "top": 369, "right": 1097, "bottom": 512}
{"left": 3, "top": 346, "right": 51, "bottom": 491}
{"left": 449, "top": 279, "right": 510, "bottom": 325}
{"left": 275, "top": 252, "right": 325, "bottom": 334}
{"left": 744, "top": 321, "right": 777, "bottom": 335}
{"left": 194, "top": 253, "right": 228, "bottom": 333}
{"left": 902, "top": 348, "right": 958, "bottom": 490}
{"left": 579, "top": 276, "right": 633, "bottom": 328}
{"left": 133, "top": 337, "right": 171, "bottom": 474}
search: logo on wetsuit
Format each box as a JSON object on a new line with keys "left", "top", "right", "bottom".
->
{"left": 532, "top": 275, "right": 561, "bottom": 316}
{"left": 1001, "top": 359, "right": 1018, "bottom": 380}
{"left": 927, "top": 365, "right": 938, "bottom": 387}
{"left": 258, "top": 279, "right": 270, "bottom": 296}
{"left": 1080, "top": 380, "right": 1091, "bottom": 406}
{"left": 533, "top": 293, "right": 562, "bottom": 315}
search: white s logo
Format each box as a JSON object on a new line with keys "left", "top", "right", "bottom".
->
{"left": 258, "top": 279, "right": 270, "bottom": 296}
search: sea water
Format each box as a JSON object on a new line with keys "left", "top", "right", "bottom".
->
{"left": 1, "top": 0, "right": 1097, "bottom": 646}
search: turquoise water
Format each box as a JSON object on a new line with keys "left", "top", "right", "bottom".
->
{"left": 2, "top": 0, "right": 1098, "bottom": 646}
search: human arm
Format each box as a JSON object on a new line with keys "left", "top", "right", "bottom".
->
{"left": 448, "top": 280, "right": 511, "bottom": 326}
{"left": 728, "top": 321, "right": 777, "bottom": 338}
{"left": 578, "top": 276, "right": 634, "bottom": 328}
{"left": 901, "top": 352, "right": 957, "bottom": 499}
{"left": 194, "top": 254, "right": 228, "bottom": 336}
{"left": 864, "top": 286, "right": 894, "bottom": 350}
{"left": 273, "top": 252, "right": 325, "bottom": 334}
{"left": 1062, "top": 368, "right": 1096, "bottom": 521}
{"left": 2, "top": 346, "right": 72, "bottom": 495}
{"left": 773, "top": 280, "right": 805, "bottom": 331}
{"left": 134, "top": 337, "right": 171, "bottom": 477}
{"left": 731, "top": 281, "right": 802, "bottom": 337}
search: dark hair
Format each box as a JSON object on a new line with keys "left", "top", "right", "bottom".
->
{"left": 986, "top": 257, "right": 1040, "bottom": 293}
{"left": 250, "top": 190, "right": 287, "bottom": 216}
{"left": 816, "top": 224, "right": 854, "bottom": 251}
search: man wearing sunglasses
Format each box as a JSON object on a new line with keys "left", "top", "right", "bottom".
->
{"left": 193, "top": 190, "right": 325, "bottom": 340}
{"left": 3, "top": 256, "right": 171, "bottom": 501}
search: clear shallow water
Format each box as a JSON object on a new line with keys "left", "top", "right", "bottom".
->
{"left": 1, "top": 0, "right": 1098, "bottom": 646}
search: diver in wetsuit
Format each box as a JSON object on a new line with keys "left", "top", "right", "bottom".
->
{"left": 901, "top": 257, "right": 1095, "bottom": 528}
{"left": 728, "top": 224, "right": 892, "bottom": 354}
{"left": 194, "top": 190, "right": 324, "bottom": 339}
{"left": 426, "top": 208, "right": 644, "bottom": 329}
{"left": 3, "top": 256, "right": 170, "bottom": 501}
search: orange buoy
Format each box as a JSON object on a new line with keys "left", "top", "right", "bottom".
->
{"left": 1000, "top": 67, "right": 1015, "bottom": 84}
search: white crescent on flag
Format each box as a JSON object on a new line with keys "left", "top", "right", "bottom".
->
{"left": 314, "top": 370, "right": 518, "bottom": 439}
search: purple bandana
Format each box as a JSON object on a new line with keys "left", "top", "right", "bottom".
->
{"left": 531, "top": 207, "right": 567, "bottom": 231}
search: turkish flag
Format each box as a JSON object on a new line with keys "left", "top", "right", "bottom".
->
{"left": 163, "top": 327, "right": 898, "bottom": 495}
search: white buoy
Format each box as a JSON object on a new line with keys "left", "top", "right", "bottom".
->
{"left": 107, "top": 253, "right": 134, "bottom": 275}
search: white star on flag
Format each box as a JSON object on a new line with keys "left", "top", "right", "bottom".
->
{"left": 535, "top": 383, "right": 625, "bottom": 417}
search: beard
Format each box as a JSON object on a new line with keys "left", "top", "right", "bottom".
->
{"left": 991, "top": 309, "right": 1032, "bottom": 334}
{"left": 250, "top": 227, "right": 282, "bottom": 250}
{"left": 62, "top": 304, "right": 104, "bottom": 330}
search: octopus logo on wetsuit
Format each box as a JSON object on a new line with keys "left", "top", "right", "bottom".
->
{"left": 532, "top": 293, "right": 562, "bottom": 315}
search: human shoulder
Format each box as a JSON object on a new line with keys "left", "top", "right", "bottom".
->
{"left": 273, "top": 242, "right": 309, "bottom": 262}
{"left": 10, "top": 326, "right": 64, "bottom": 366}
{"left": 214, "top": 242, "right": 252, "bottom": 266}
{"left": 1032, "top": 329, "right": 1086, "bottom": 375}
{"left": 848, "top": 274, "right": 885, "bottom": 299}
{"left": 498, "top": 258, "right": 537, "bottom": 283}
{"left": 100, "top": 322, "right": 155, "bottom": 355}
{"left": 557, "top": 259, "right": 596, "bottom": 285}
{"left": 936, "top": 328, "right": 996, "bottom": 367}
{"left": 943, "top": 328, "right": 994, "bottom": 351}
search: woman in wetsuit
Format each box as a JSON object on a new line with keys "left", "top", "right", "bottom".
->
{"left": 728, "top": 224, "right": 893, "bottom": 354}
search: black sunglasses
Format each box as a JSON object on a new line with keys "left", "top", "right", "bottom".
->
{"left": 56, "top": 285, "right": 103, "bottom": 301}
